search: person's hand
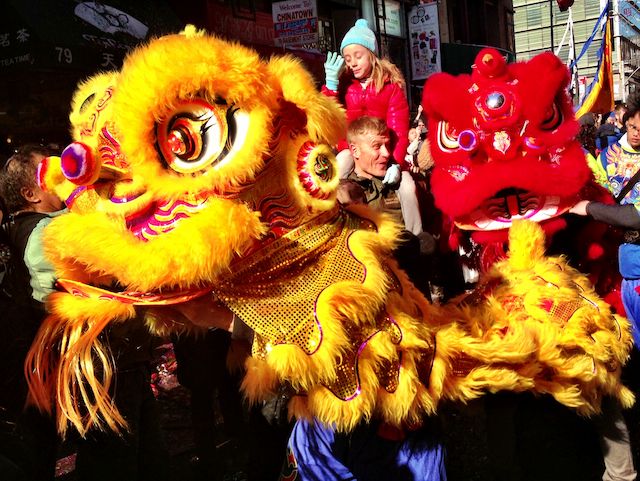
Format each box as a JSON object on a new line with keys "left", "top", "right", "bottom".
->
{"left": 406, "top": 153, "right": 420, "bottom": 174}
{"left": 324, "top": 52, "right": 344, "bottom": 91}
{"left": 154, "top": 294, "right": 235, "bottom": 331}
{"left": 569, "top": 200, "right": 590, "bottom": 216}
{"left": 383, "top": 163, "right": 401, "bottom": 186}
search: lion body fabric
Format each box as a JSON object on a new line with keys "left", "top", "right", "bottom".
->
{"left": 27, "top": 29, "right": 632, "bottom": 437}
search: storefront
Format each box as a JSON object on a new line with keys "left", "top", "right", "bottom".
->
{"left": 0, "top": 0, "right": 181, "bottom": 155}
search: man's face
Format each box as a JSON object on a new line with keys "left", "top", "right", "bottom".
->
{"left": 351, "top": 131, "right": 390, "bottom": 178}
{"left": 626, "top": 112, "right": 640, "bottom": 150}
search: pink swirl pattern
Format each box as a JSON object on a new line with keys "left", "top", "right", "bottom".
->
{"left": 125, "top": 195, "right": 209, "bottom": 241}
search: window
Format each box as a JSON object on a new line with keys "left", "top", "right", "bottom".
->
{"left": 528, "top": 29, "right": 544, "bottom": 50}
{"left": 584, "top": 1, "right": 602, "bottom": 18}
{"left": 515, "top": 31, "right": 529, "bottom": 51}
{"left": 527, "top": 4, "right": 542, "bottom": 28}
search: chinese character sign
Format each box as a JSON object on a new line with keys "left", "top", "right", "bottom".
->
{"left": 272, "top": 0, "right": 318, "bottom": 48}
{"left": 0, "top": 26, "right": 34, "bottom": 68}
{"left": 408, "top": 3, "right": 441, "bottom": 81}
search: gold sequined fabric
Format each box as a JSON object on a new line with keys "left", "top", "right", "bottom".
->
{"left": 323, "top": 312, "right": 403, "bottom": 400}
{"left": 215, "top": 209, "right": 375, "bottom": 355}
{"left": 379, "top": 355, "right": 402, "bottom": 394}
{"left": 549, "top": 299, "right": 584, "bottom": 325}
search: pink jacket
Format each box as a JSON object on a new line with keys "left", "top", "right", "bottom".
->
{"left": 322, "top": 79, "right": 410, "bottom": 168}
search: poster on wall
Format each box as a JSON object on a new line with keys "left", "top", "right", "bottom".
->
{"left": 383, "top": 0, "right": 401, "bottom": 37}
{"left": 272, "top": 0, "right": 318, "bottom": 48}
{"left": 408, "top": 3, "right": 440, "bottom": 81}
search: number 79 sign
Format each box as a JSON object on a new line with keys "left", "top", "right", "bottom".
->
{"left": 55, "top": 46, "right": 73, "bottom": 64}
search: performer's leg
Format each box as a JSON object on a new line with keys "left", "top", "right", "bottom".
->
{"left": 593, "top": 396, "right": 637, "bottom": 481}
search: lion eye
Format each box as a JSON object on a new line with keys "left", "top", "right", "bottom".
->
{"left": 166, "top": 119, "right": 203, "bottom": 159}
{"left": 79, "top": 93, "right": 96, "bottom": 113}
{"left": 486, "top": 92, "right": 505, "bottom": 110}
{"left": 540, "top": 103, "right": 563, "bottom": 131}
{"left": 156, "top": 98, "right": 247, "bottom": 175}
{"left": 437, "top": 121, "right": 460, "bottom": 151}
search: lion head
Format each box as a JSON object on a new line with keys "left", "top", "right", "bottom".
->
{"left": 422, "top": 48, "right": 588, "bottom": 238}
{"left": 40, "top": 26, "right": 345, "bottom": 297}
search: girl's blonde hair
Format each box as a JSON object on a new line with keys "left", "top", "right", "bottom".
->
{"left": 340, "top": 48, "right": 405, "bottom": 93}
{"left": 368, "top": 50, "right": 405, "bottom": 93}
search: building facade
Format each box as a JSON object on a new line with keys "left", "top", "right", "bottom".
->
{"left": 173, "top": 0, "right": 515, "bottom": 112}
{"left": 0, "top": 0, "right": 516, "bottom": 151}
{"left": 514, "top": 0, "right": 640, "bottom": 102}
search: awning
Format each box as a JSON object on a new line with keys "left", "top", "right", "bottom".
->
{"left": 0, "top": 0, "right": 182, "bottom": 72}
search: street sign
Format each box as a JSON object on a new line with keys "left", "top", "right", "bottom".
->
{"left": 272, "top": 0, "right": 318, "bottom": 49}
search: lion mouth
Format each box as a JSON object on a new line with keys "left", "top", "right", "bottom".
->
{"left": 454, "top": 188, "right": 572, "bottom": 231}
{"left": 118, "top": 193, "right": 210, "bottom": 241}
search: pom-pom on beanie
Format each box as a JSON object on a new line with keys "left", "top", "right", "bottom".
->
{"left": 340, "top": 19, "right": 378, "bottom": 55}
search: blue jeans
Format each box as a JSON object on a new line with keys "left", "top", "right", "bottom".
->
{"left": 621, "top": 278, "right": 640, "bottom": 348}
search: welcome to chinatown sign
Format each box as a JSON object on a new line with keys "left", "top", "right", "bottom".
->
{"left": 272, "top": 0, "right": 318, "bottom": 48}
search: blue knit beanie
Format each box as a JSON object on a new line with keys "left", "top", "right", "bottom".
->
{"left": 340, "top": 19, "right": 378, "bottom": 55}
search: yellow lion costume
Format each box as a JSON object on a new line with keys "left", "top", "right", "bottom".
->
{"left": 27, "top": 27, "right": 633, "bottom": 438}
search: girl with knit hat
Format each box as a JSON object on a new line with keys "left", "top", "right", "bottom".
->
{"left": 323, "top": 18, "right": 424, "bottom": 236}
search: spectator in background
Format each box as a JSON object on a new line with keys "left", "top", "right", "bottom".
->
{"left": 171, "top": 328, "right": 248, "bottom": 481}
{"left": 339, "top": 116, "right": 417, "bottom": 235}
{"left": 596, "top": 112, "right": 623, "bottom": 152}
{"left": 578, "top": 113, "right": 598, "bottom": 157}
{"left": 615, "top": 102, "right": 628, "bottom": 135}
{"left": 338, "top": 116, "right": 435, "bottom": 295}
{"left": 0, "top": 144, "right": 65, "bottom": 481}
{"left": 405, "top": 119, "right": 427, "bottom": 175}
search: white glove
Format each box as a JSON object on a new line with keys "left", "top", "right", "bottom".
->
{"left": 382, "top": 163, "right": 401, "bottom": 186}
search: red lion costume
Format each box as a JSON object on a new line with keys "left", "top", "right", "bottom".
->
{"left": 423, "top": 48, "right": 589, "bottom": 257}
